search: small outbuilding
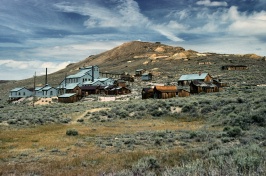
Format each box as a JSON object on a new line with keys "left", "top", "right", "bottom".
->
{"left": 58, "top": 93, "right": 77, "bottom": 103}
{"left": 153, "top": 86, "right": 177, "bottom": 99}
{"left": 141, "top": 73, "right": 152, "bottom": 81}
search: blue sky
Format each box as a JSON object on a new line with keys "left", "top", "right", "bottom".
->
{"left": 1, "top": 0, "right": 266, "bottom": 80}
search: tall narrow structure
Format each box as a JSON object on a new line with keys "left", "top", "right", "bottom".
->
{"left": 45, "top": 68, "right": 48, "bottom": 85}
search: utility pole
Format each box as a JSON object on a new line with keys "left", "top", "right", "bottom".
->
{"left": 33, "top": 72, "right": 36, "bottom": 107}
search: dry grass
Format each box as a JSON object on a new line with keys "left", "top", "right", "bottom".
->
{"left": 0, "top": 118, "right": 204, "bottom": 175}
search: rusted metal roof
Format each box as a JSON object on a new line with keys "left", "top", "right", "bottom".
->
{"left": 154, "top": 86, "right": 177, "bottom": 93}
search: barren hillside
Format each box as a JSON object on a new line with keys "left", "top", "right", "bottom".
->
{"left": 0, "top": 41, "right": 265, "bottom": 100}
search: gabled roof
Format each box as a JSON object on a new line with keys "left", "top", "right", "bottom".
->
{"left": 10, "top": 87, "right": 24, "bottom": 92}
{"left": 154, "top": 86, "right": 177, "bottom": 93}
{"left": 35, "top": 87, "right": 43, "bottom": 91}
{"left": 178, "top": 73, "right": 209, "bottom": 81}
{"left": 42, "top": 85, "right": 52, "bottom": 91}
{"left": 65, "top": 83, "right": 79, "bottom": 90}
{"left": 58, "top": 93, "right": 76, "bottom": 98}
{"left": 66, "top": 69, "right": 91, "bottom": 79}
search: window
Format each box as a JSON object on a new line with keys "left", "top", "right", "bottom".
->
{"left": 50, "top": 91, "right": 53, "bottom": 95}
{"left": 18, "top": 92, "right": 21, "bottom": 96}
{"left": 23, "top": 92, "right": 25, "bottom": 96}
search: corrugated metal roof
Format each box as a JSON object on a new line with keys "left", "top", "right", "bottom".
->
{"left": 154, "top": 86, "right": 177, "bottom": 93}
{"left": 66, "top": 69, "right": 91, "bottom": 79}
{"left": 65, "top": 83, "right": 79, "bottom": 90}
{"left": 58, "top": 93, "right": 76, "bottom": 98}
{"left": 178, "top": 73, "right": 208, "bottom": 81}
{"left": 42, "top": 85, "right": 53, "bottom": 91}
{"left": 35, "top": 87, "right": 43, "bottom": 91}
{"left": 10, "top": 87, "right": 24, "bottom": 92}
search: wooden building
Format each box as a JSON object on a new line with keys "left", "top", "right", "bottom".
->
{"left": 120, "top": 74, "right": 134, "bottom": 82}
{"left": 142, "top": 88, "right": 154, "bottom": 99}
{"left": 213, "top": 79, "right": 228, "bottom": 87}
{"left": 190, "top": 81, "right": 219, "bottom": 94}
{"left": 9, "top": 87, "right": 33, "bottom": 100}
{"left": 135, "top": 69, "right": 146, "bottom": 76}
{"left": 221, "top": 65, "right": 248, "bottom": 70}
{"left": 105, "top": 85, "right": 131, "bottom": 95}
{"left": 177, "top": 89, "right": 190, "bottom": 97}
{"left": 81, "top": 86, "right": 103, "bottom": 96}
{"left": 178, "top": 73, "right": 212, "bottom": 86}
{"left": 58, "top": 93, "right": 77, "bottom": 103}
{"left": 153, "top": 86, "right": 177, "bottom": 99}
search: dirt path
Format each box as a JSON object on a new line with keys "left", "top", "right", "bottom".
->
{"left": 70, "top": 108, "right": 110, "bottom": 124}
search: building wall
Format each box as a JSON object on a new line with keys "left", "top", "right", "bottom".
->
{"left": 9, "top": 88, "right": 32, "bottom": 98}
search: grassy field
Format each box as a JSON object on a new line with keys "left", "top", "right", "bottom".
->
{"left": 0, "top": 85, "right": 265, "bottom": 175}
{"left": 0, "top": 42, "right": 265, "bottom": 175}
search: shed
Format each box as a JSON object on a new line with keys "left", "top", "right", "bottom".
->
{"left": 221, "top": 65, "right": 248, "bottom": 70}
{"left": 141, "top": 73, "right": 152, "bottom": 81}
{"left": 58, "top": 93, "right": 77, "bottom": 103}
{"left": 178, "top": 73, "right": 212, "bottom": 86}
{"left": 142, "top": 88, "right": 154, "bottom": 99}
{"left": 153, "top": 86, "right": 177, "bottom": 99}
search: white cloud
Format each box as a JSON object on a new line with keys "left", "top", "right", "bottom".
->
{"left": 0, "top": 60, "right": 70, "bottom": 72}
{"left": 54, "top": 0, "right": 150, "bottom": 28}
{"left": 196, "top": 0, "right": 228, "bottom": 7}
{"left": 224, "top": 7, "right": 266, "bottom": 36}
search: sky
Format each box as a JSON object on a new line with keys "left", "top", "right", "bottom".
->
{"left": 0, "top": 0, "right": 266, "bottom": 80}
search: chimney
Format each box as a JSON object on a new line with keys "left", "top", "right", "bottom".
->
{"left": 45, "top": 68, "right": 48, "bottom": 85}
{"left": 92, "top": 66, "right": 94, "bottom": 82}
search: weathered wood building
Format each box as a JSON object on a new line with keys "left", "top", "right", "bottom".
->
{"left": 190, "top": 81, "right": 219, "bottom": 94}
{"left": 221, "top": 65, "right": 248, "bottom": 70}
{"left": 58, "top": 93, "right": 77, "bottom": 103}
{"left": 81, "top": 86, "right": 104, "bottom": 96}
{"left": 135, "top": 69, "right": 146, "bottom": 76}
{"left": 142, "top": 88, "right": 154, "bottom": 99}
{"left": 177, "top": 89, "right": 190, "bottom": 97}
{"left": 153, "top": 86, "right": 177, "bottom": 99}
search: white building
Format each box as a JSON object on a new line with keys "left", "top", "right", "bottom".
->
{"left": 60, "top": 66, "right": 100, "bottom": 88}
{"left": 34, "top": 85, "right": 58, "bottom": 98}
{"left": 9, "top": 87, "right": 33, "bottom": 100}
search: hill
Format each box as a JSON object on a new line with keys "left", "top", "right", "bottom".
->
{"left": 0, "top": 41, "right": 265, "bottom": 100}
